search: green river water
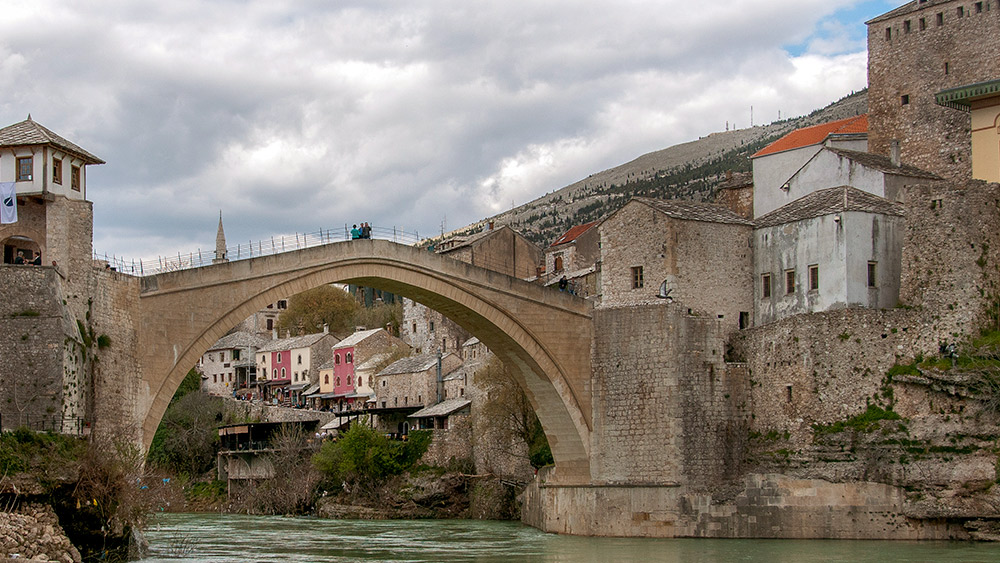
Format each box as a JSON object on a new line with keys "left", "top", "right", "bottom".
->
{"left": 141, "top": 512, "right": 1000, "bottom": 562}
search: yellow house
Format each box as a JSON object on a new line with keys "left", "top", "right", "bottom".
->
{"left": 937, "top": 80, "right": 1000, "bottom": 183}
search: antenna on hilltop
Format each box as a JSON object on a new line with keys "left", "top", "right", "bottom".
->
{"left": 440, "top": 215, "right": 446, "bottom": 238}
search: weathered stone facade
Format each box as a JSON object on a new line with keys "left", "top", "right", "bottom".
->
{"left": 867, "top": 0, "right": 1000, "bottom": 181}
{"left": 401, "top": 298, "right": 469, "bottom": 355}
{"left": 599, "top": 198, "right": 754, "bottom": 335}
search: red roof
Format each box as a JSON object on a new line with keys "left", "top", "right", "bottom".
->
{"left": 752, "top": 114, "right": 868, "bottom": 159}
{"left": 549, "top": 221, "right": 598, "bottom": 247}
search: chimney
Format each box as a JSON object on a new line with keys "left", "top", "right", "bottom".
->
{"left": 323, "top": 323, "right": 329, "bottom": 334}
{"left": 272, "top": 328, "right": 278, "bottom": 340}
{"left": 488, "top": 221, "right": 494, "bottom": 231}
{"left": 890, "top": 140, "right": 901, "bottom": 167}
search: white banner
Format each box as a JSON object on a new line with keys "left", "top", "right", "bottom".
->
{"left": 0, "top": 182, "right": 16, "bottom": 224}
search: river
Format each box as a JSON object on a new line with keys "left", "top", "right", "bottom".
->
{"left": 141, "top": 513, "right": 1000, "bottom": 562}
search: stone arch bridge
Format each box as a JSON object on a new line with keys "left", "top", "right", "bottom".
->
{"left": 138, "top": 239, "right": 594, "bottom": 482}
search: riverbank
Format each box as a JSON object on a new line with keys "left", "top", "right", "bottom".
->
{"left": 0, "top": 504, "right": 81, "bottom": 563}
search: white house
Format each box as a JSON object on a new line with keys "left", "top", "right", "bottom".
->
{"left": 753, "top": 186, "right": 905, "bottom": 325}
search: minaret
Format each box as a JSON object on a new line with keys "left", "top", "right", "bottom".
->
{"left": 213, "top": 211, "right": 228, "bottom": 264}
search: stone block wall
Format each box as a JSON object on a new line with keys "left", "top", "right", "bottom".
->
{"left": 590, "top": 303, "right": 748, "bottom": 488}
{"left": 88, "top": 269, "right": 144, "bottom": 444}
{"left": 867, "top": 0, "right": 1000, "bottom": 181}
{"left": 420, "top": 415, "right": 473, "bottom": 467}
{"left": 599, "top": 201, "right": 753, "bottom": 335}
{"left": 0, "top": 266, "right": 81, "bottom": 431}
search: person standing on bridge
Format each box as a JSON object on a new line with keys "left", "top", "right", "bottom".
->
{"left": 351, "top": 224, "right": 361, "bottom": 239}
{"left": 362, "top": 222, "right": 372, "bottom": 239}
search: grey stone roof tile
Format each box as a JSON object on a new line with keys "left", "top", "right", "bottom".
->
{"left": 633, "top": 197, "right": 754, "bottom": 226}
{"left": 0, "top": 117, "right": 104, "bottom": 164}
{"left": 754, "top": 186, "right": 904, "bottom": 229}
{"left": 825, "top": 147, "right": 940, "bottom": 180}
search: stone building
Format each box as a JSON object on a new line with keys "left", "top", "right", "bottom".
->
{"left": 401, "top": 298, "right": 469, "bottom": 355}
{"left": 866, "top": 0, "right": 1000, "bottom": 181}
{"left": 0, "top": 117, "right": 104, "bottom": 434}
{"left": 598, "top": 197, "right": 754, "bottom": 334}
{"left": 198, "top": 331, "right": 269, "bottom": 397}
{"left": 753, "top": 186, "right": 906, "bottom": 325}
{"left": 713, "top": 171, "right": 754, "bottom": 219}
{"left": 543, "top": 221, "right": 601, "bottom": 298}
{"left": 230, "top": 298, "right": 288, "bottom": 337}
{"left": 434, "top": 223, "right": 542, "bottom": 280}
{"left": 372, "top": 352, "right": 462, "bottom": 436}
{"left": 323, "top": 327, "right": 406, "bottom": 411}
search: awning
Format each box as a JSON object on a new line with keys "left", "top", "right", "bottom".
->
{"left": 302, "top": 384, "right": 320, "bottom": 396}
{"left": 320, "top": 417, "right": 354, "bottom": 431}
{"left": 264, "top": 380, "right": 289, "bottom": 387}
{"left": 287, "top": 383, "right": 308, "bottom": 392}
{"left": 408, "top": 398, "right": 472, "bottom": 418}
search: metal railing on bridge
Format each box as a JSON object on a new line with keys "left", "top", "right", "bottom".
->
{"left": 95, "top": 225, "right": 423, "bottom": 277}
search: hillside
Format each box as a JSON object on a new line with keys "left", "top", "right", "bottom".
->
{"left": 437, "top": 89, "right": 867, "bottom": 248}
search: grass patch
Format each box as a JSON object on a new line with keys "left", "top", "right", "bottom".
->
{"left": 813, "top": 404, "right": 902, "bottom": 436}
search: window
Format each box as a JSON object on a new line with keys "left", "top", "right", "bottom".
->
{"left": 335, "top": 354, "right": 341, "bottom": 365}
{"left": 937, "top": 12, "right": 944, "bottom": 25}
{"left": 867, "top": 261, "right": 878, "bottom": 288}
{"left": 336, "top": 377, "right": 341, "bottom": 387}
{"left": 944, "top": 62, "right": 950, "bottom": 75}
{"left": 885, "top": 26, "right": 891, "bottom": 40}
{"left": 278, "top": 300, "right": 287, "bottom": 309}
{"left": 232, "top": 349, "right": 240, "bottom": 360}
{"left": 901, "top": 94, "right": 910, "bottom": 105}
{"left": 381, "top": 380, "right": 386, "bottom": 387}
{"left": 412, "top": 323, "right": 417, "bottom": 333}
{"left": 761, "top": 274, "right": 772, "bottom": 298}
{"left": 346, "top": 352, "right": 353, "bottom": 364}
{"left": 324, "top": 374, "right": 329, "bottom": 384}
{"left": 71, "top": 166, "right": 80, "bottom": 191}
{"left": 277, "top": 353, "right": 282, "bottom": 363}
{"left": 266, "top": 318, "right": 273, "bottom": 330}
{"left": 903, "top": 20, "right": 911, "bottom": 33}
{"left": 281, "top": 368, "right": 286, "bottom": 378}
{"left": 16, "top": 157, "right": 32, "bottom": 181}
{"left": 429, "top": 321, "right": 435, "bottom": 332}
{"left": 785, "top": 270, "right": 795, "bottom": 294}
{"left": 957, "top": 6, "right": 965, "bottom": 17}
{"left": 262, "top": 368, "right": 267, "bottom": 378}
{"left": 554, "top": 255, "right": 564, "bottom": 271}
{"left": 348, "top": 376, "right": 353, "bottom": 386}
{"left": 213, "top": 374, "right": 217, "bottom": 383}
{"left": 809, "top": 265, "right": 819, "bottom": 291}
{"left": 976, "top": 2, "right": 983, "bottom": 13}
{"left": 631, "top": 266, "right": 644, "bottom": 289}
{"left": 52, "top": 158, "right": 62, "bottom": 184}
{"left": 297, "top": 354, "right": 302, "bottom": 365}
{"left": 919, "top": 17, "right": 926, "bottom": 30}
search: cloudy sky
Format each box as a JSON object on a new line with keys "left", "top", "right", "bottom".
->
{"left": 0, "top": 0, "right": 898, "bottom": 260}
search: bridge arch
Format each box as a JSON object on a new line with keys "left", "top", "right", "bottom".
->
{"left": 139, "top": 240, "right": 594, "bottom": 482}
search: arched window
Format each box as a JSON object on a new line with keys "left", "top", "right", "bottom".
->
{"left": 368, "top": 376, "right": 373, "bottom": 387}
{"left": 281, "top": 368, "right": 286, "bottom": 378}
{"left": 348, "top": 376, "right": 353, "bottom": 386}
{"left": 346, "top": 352, "right": 353, "bottom": 364}
{"left": 277, "top": 353, "right": 282, "bottom": 363}
{"left": 262, "top": 368, "right": 267, "bottom": 378}
{"left": 324, "top": 374, "right": 329, "bottom": 384}
{"left": 336, "top": 377, "right": 341, "bottom": 387}
{"left": 335, "top": 354, "right": 340, "bottom": 365}
{"left": 297, "top": 355, "right": 302, "bottom": 365}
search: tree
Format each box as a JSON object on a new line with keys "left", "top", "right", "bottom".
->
{"left": 473, "top": 356, "right": 553, "bottom": 469}
{"left": 146, "top": 370, "right": 224, "bottom": 477}
{"left": 312, "top": 421, "right": 431, "bottom": 496}
{"left": 276, "top": 285, "right": 360, "bottom": 336}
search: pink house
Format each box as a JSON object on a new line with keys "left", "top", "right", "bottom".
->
{"left": 327, "top": 328, "right": 407, "bottom": 410}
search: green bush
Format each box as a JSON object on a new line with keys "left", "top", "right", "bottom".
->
{"left": 312, "top": 423, "right": 432, "bottom": 488}
{"left": 813, "top": 404, "right": 902, "bottom": 436}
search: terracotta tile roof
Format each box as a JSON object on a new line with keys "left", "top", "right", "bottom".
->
{"left": 632, "top": 197, "right": 754, "bottom": 226}
{"left": 549, "top": 221, "right": 598, "bottom": 247}
{"left": 754, "top": 186, "right": 904, "bottom": 229}
{"left": 0, "top": 116, "right": 105, "bottom": 164}
{"left": 752, "top": 115, "right": 868, "bottom": 159}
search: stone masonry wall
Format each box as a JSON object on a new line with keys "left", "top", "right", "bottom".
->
{"left": 0, "top": 266, "right": 80, "bottom": 431}
{"left": 591, "top": 302, "right": 748, "bottom": 488}
{"left": 599, "top": 201, "right": 753, "bottom": 335}
{"left": 868, "top": 0, "right": 1000, "bottom": 181}
{"left": 87, "top": 269, "right": 144, "bottom": 444}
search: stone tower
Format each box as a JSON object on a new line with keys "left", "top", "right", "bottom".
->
{"left": 867, "top": 0, "right": 1000, "bottom": 181}
{"left": 213, "top": 211, "right": 228, "bottom": 264}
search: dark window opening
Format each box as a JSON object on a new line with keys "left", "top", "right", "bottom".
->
{"left": 901, "top": 94, "right": 910, "bottom": 105}
{"left": 936, "top": 12, "right": 944, "bottom": 25}
{"left": 868, "top": 262, "right": 878, "bottom": 288}
{"left": 785, "top": 270, "right": 795, "bottom": 295}
{"left": 762, "top": 274, "right": 771, "bottom": 298}
{"left": 809, "top": 265, "right": 819, "bottom": 291}
{"left": 631, "top": 266, "right": 644, "bottom": 289}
